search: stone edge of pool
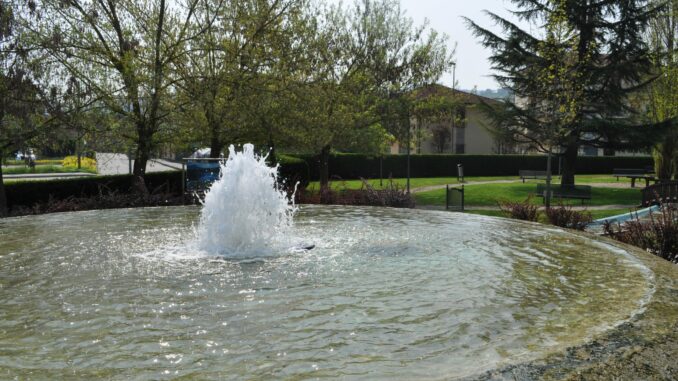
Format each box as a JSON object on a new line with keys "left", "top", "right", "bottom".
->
{"left": 466, "top": 233, "right": 678, "bottom": 381}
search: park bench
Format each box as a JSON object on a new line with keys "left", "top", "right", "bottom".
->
{"left": 519, "top": 170, "right": 551, "bottom": 183}
{"left": 535, "top": 183, "right": 592, "bottom": 204}
{"left": 612, "top": 168, "right": 656, "bottom": 188}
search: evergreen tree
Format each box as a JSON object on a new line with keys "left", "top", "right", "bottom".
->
{"left": 646, "top": 0, "right": 678, "bottom": 179}
{"left": 466, "top": 0, "right": 673, "bottom": 185}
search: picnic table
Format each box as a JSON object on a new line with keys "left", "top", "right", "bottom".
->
{"left": 612, "top": 168, "right": 656, "bottom": 188}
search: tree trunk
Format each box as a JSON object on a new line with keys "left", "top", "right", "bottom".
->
{"left": 0, "top": 157, "right": 7, "bottom": 217}
{"left": 654, "top": 136, "right": 677, "bottom": 180}
{"left": 132, "top": 126, "right": 150, "bottom": 196}
{"left": 560, "top": 142, "right": 579, "bottom": 186}
{"left": 319, "top": 144, "right": 331, "bottom": 202}
{"left": 209, "top": 133, "right": 223, "bottom": 159}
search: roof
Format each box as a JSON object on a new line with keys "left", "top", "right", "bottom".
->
{"left": 413, "top": 84, "right": 503, "bottom": 105}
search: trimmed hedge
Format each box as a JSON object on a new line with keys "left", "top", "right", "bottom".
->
{"left": 277, "top": 154, "right": 310, "bottom": 186}
{"left": 6, "top": 171, "right": 183, "bottom": 209}
{"left": 5, "top": 158, "right": 309, "bottom": 209}
{"left": 293, "top": 153, "right": 654, "bottom": 180}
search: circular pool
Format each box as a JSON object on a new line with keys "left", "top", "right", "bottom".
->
{"left": 0, "top": 206, "right": 672, "bottom": 380}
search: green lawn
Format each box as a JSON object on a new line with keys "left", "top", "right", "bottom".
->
{"left": 2, "top": 165, "right": 96, "bottom": 175}
{"left": 414, "top": 182, "right": 641, "bottom": 206}
{"left": 307, "top": 174, "right": 638, "bottom": 191}
{"left": 308, "top": 176, "right": 521, "bottom": 190}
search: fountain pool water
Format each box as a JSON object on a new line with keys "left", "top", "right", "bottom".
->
{"left": 1, "top": 146, "right": 677, "bottom": 380}
{"left": 0, "top": 205, "right": 670, "bottom": 380}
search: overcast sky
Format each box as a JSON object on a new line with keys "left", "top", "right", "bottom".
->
{"left": 324, "top": 0, "right": 531, "bottom": 90}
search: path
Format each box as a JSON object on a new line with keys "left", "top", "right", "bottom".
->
{"left": 410, "top": 179, "right": 637, "bottom": 194}
{"left": 96, "top": 152, "right": 182, "bottom": 176}
{"left": 2, "top": 172, "right": 96, "bottom": 181}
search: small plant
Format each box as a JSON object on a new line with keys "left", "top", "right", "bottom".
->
{"left": 62, "top": 156, "right": 97, "bottom": 171}
{"left": 499, "top": 196, "right": 540, "bottom": 221}
{"left": 294, "top": 178, "right": 414, "bottom": 208}
{"left": 361, "top": 178, "right": 415, "bottom": 208}
{"left": 544, "top": 204, "right": 592, "bottom": 230}
{"left": 603, "top": 202, "right": 678, "bottom": 263}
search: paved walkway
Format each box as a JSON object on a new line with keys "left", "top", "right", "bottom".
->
{"left": 410, "top": 179, "right": 637, "bottom": 194}
{"left": 96, "top": 152, "right": 182, "bottom": 175}
{"left": 2, "top": 172, "right": 96, "bottom": 181}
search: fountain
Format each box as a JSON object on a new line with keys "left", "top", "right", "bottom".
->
{"left": 197, "top": 144, "right": 296, "bottom": 256}
{"left": 0, "top": 145, "right": 676, "bottom": 380}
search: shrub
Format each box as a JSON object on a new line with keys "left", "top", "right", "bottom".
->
{"left": 62, "top": 156, "right": 97, "bottom": 171}
{"left": 5, "top": 171, "right": 183, "bottom": 210}
{"left": 277, "top": 154, "right": 310, "bottom": 186}
{"left": 603, "top": 203, "right": 678, "bottom": 263}
{"left": 295, "top": 178, "right": 414, "bottom": 208}
{"left": 544, "top": 204, "right": 592, "bottom": 230}
{"left": 499, "top": 196, "right": 540, "bottom": 221}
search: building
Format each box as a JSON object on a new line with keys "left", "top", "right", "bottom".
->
{"left": 390, "top": 84, "right": 514, "bottom": 155}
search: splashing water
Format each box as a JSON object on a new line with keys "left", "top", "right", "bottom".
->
{"left": 198, "top": 144, "right": 296, "bottom": 256}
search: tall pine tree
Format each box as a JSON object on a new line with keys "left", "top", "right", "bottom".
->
{"left": 467, "top": 0, "right": 672, "bottom": 185}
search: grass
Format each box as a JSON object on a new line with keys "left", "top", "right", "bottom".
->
{"left": 307, "top": 174, "right": 639, "bottom": 191}
{"left": 414, "top": 182, "right": 641, "bottom": 206}
{"left": 3, "top": 159, "right": 64, "bottom": 166}
{"left": 2, "top": 165, "right": 96, "bottom": 175}
{"left": 308, "top": 176, "right": 516, "bottom": 190}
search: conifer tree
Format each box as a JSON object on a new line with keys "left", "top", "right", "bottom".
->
{"left": 467, "top": 0, "right": 672, "bottom": 185}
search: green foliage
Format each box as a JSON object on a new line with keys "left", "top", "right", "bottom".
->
{"left": 646, "top": 0, "right": 678, "bottom": 179}
{"left": 5, "top": 157, "right": 308, "bottom": 210}
{"left": 5, "top": 172, "right": 184, "bottom": 210}
{"left": 292, "top": 153, "right": 653, "bottom": 180}
{"left": 466, "top": 0, "right": 669, "bottom": 185}
{"left": 2, "top": 165, "right": 95, "bottom": 175}
{"left": 62, "top": 156, "right": 96, "bottom": 171}
{"left": 277, "top": 154, "right": 310, "bottom": 186}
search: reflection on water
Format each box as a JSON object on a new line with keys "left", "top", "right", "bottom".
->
{"left": 0, "top": 206, "right": 654, "bottom": 380}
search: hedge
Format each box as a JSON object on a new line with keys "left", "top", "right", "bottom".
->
{"left": 5, "top": 171, "right": 183, "bottom": 209}
{"left": 5, "top": 159, "right": 309, "bottom": 209}
{"left": 277, "top": 154, "right": 310, "bottom": 186}
{"left": 292, "top": 153, "right": 654, "bottom": 180}
{"left": 4, "top": 154, "right": 649, "bottom": 208}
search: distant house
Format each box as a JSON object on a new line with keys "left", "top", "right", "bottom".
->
{"left": 390, "top": 84, "right": 516, "bottom": 155}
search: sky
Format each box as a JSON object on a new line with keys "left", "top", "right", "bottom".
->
{"left": 324, "top": 0, "right": 531, "bottom": 91}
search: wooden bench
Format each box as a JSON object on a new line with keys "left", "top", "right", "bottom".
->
{"left": 612, "top": 168, "right": 656, "bottom": 188}
{"left": 519, "top": 170, "right": 551, "bottom": 183}
{"left": 535, "top": 184, "right": 592, "bottom": 204}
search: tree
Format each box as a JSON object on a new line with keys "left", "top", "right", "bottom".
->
{"left": 301, "top": 0, "right": 453, "bottom": 192}
{"left": 646, "top": 0, "right": 678, "bottom": 179}
{"left": 27, "top": 0, "right": 201, "bottom": 193}
{"left": 176, "top": 0, "right": 309, "bottom": 160}
{"left": 467, "top": 0, "right": 672, "bottom": 186}
{"left": 0, "top": 0, "right": 47, "bottom": 216}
